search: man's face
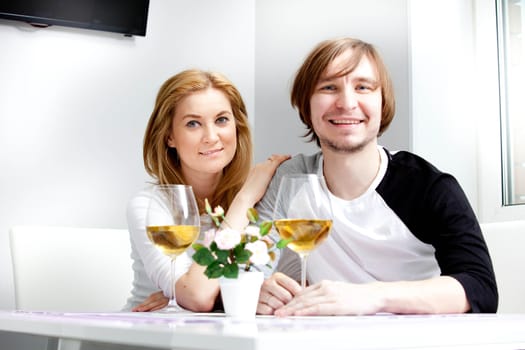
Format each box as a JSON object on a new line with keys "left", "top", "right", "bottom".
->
{"left": 310, "top": 49, "right": 382, "bottom": 154}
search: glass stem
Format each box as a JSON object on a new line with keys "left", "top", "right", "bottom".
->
{"left": 300, "top": 254, "right": 308, "bottom": 289}
{"left": 170, "top": 258, "right": 177, "bottom": 307}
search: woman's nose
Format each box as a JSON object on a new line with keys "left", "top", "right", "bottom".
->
{"left": 203, "top": 125, "right": 220, "bottom": 143}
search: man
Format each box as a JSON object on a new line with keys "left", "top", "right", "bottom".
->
{"left": 256, "top": 37, "right": 498, "bottom": 316}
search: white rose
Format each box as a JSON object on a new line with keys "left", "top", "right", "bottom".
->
{"left": 245, "top": 240, "right": 270, "bottom": 265}
{"left": 212, "top": 205, "right": 225, "bottom": 217}
{"left": 244, "top": 225, "right": 261, "bottom": 238}
{"left": 202, "top": 228, "right": 216, "bottom": 248}
{"left": 214, "top": 228, "right": 241, "bottom": 250}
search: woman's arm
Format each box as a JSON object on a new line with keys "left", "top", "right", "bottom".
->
{"left": 127, "top": 192, "right": 189, "bottom": 295}
{"left": 175, "top": 154, "right": 291, "bottom": 312}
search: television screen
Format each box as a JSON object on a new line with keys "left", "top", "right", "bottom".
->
{"left": 0, "top": 0, "right": 149, "bottom": 36}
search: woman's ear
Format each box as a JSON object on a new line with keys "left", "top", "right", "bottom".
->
{"left": 167, "top": 134, "right": 176, "bottom": 148}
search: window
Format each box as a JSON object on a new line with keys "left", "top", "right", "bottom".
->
{"left": 497, "top": 0, "right": 525, "bottom": 205}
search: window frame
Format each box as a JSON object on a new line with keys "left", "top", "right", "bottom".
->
{"left": 475, "top": 0, "right": 525, "bottom": 221}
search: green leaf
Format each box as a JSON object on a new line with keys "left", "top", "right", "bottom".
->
{"left": 211, "top": 216, "right": 221, "bottom": 227}
{"left": 192, "top": 247, "right": 215, "bottom": 266}
{"left": 246, "top": 208, "right": 258, "bottom": 223}
{"left": 205, "top": 261, "right": 224, "bottom": 279}
{"left": 215, "top": 249, "right": 230, "bottom": 263}
{"left": 223, "top": 263, "right": 239, "bottom": 278}
{"left": 192, "top": 243, "right": 204, "bottom": 251}
{"left": 259, "top": 221, "right": 272, "bottom": 236}
{"left": 234, "top": 247, "right": 251, "bottom": 263}
{"left": 233, "top": 243, "right": 244, "bottom": 256}
{"left": 276, "top": 238, "right": 293, "bottom": 249}
{"left": 205, "top": 198, "right": 212, "bottom": 215}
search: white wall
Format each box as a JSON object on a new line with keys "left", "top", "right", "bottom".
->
{"left": 409, "top": 0, "right": 478, "bottom": 209}
{"left": 0, "top": 0, "right": 255, "bottom": 309}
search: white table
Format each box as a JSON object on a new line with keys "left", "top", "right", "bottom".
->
{"left": 1, "top": 310, "right": 525, "bottom": 350}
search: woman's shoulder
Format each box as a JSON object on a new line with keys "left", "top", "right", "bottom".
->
{"left": 127, "top": 186, "right": 154, "bottom": 214}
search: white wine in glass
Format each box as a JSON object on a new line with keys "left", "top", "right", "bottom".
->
{"left": 273, "top": 174, "right": 333, "bottom": 288}
{"left": 146, "top": 184, "right": 200, "bottom": 312}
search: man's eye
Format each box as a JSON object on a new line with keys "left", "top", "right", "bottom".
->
{"left": 356, "top": 80, "right": 379, "bottom": 92}
{"left": 356, "top": 84, "right": 375, "bottom": 92}
{"left": 320, "top": 85, "right": 337, "bottom": 91}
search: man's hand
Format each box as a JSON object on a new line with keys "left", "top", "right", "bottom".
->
{"left": 274, "top": 280, "right": 383, "bottom": 316}
{"left": 257, "top": 272, "right": 302, "bottom": 315}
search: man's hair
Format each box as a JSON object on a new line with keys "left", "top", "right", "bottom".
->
{"left": 291, "top": 37, "right": 396, "bottom": 146}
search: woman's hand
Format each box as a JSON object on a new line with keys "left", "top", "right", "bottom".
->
{"left": 242, "top": 154, "right": 291, "bottom": 203}
{"left": 132, "top": 290, "right": 169, "bottom": 312}
{"left": 170, "top": 155, "right": 290, "bottom": 312}
{"left": 226, "top": 154, "right": 290, "bottom": 230}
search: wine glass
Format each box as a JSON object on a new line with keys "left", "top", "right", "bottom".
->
{"left": 273, "top": 174, "right": 333, "bottom": 288}
{"left": 146, "top": 184, "right": 200, "bottom": 311}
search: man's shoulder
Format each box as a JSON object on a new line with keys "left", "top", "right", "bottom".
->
{"left": 262, "top": 152, "right": 321, "bottom": 205}
{"left": 380, "top": 148, "right": 462, "bottom": 198}
{"left": 278, "top": 152, "right": 321, "bottom": 174}
{"left": 385, "top": 149, "right": 443, "bottom": 177}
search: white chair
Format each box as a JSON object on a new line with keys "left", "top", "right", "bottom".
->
{"left": 481, "top": 220, "right": 525, "bottom": 313}
{"left": 9, "top": 226, "right": 133, "bottom": 312}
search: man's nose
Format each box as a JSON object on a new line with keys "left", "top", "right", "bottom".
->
{"left": 335, "top": 86, "right": 358, "bottom": 110}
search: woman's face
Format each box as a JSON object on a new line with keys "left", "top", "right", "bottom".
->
{"left": 167, "top": 87, "right": 237, "bottom": 179}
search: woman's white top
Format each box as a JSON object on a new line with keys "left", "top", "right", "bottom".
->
{"left": 122, "top": 186, "right": 213, "bottom": 311}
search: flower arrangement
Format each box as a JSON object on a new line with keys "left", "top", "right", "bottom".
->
{"left": 192, "top": 199, "right": 288, "bottom": 279}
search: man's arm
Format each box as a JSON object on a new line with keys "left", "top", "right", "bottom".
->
{"left": 273, "top": 276, "right": 469, "bottom": 316}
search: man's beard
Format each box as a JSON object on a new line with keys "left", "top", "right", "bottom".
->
{"left": 319, "top": 136, "right": 370, "bottom": 154}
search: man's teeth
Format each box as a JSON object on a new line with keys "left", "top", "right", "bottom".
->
{"left": 331, "top": 120, "right": 361, "bottom": 124}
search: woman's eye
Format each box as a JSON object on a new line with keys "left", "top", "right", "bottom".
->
{"left": 186, "top": 120, "right": 200, "bottom": 128}
{"left": 216, "top": 116, "right": 230, "bottom": 124}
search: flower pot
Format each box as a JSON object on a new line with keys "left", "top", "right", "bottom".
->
{"left": 219, "top": 270, "right": 264, "bottom": 319}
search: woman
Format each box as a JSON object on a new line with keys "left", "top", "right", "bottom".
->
{"left": 124, "top": 69, "right": 289, "bottom": 312}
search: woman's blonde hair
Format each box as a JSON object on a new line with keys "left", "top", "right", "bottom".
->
{"left": 143, "top": 69, "right": 252, "bottom": 212}
{"left": 291, "top": 37, "right": 396, "bottom": 146}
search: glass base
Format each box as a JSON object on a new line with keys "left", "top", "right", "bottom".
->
{"left": 155, "top": 299, "right": 181, "bottom": 313}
